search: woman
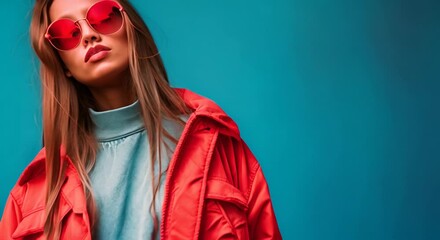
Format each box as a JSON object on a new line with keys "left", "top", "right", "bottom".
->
{"left": 0, "top": 0, "right": 281, "bottom": 239}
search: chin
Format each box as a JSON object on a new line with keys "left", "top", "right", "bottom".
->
{"left": 79, "top": 65, "right": 130, "bottom": 88}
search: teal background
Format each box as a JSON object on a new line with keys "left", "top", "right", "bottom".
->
{"left": 1, "top": 0, "right": 439, "bottom": 239}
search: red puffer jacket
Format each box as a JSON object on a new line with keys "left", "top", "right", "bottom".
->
{"left": 0, "top": 88, "right": 282, "bottom": 239}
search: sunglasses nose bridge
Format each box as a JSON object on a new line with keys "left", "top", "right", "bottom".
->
{"left": 74, "top": 18, "right": 87, "bottom": 24}
{"left": 74, "top": 18, "right": 90, "bottom": 31}
{"left": 76, "top": 18, "right": 101, "bottom": 45}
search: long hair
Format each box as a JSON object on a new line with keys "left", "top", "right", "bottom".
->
{"left": 30, "top": 0, "right": 191, "bottom": 239}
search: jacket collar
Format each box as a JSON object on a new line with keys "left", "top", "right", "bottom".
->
{"left": 174, "top": 88, "right": 240, "bottom": 139}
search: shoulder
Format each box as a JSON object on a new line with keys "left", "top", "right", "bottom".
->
{"left": 174, "top": 88, "right": 260, "bottom": 187}
{"left": 8, "top": 148, "right": 48, "bottom": 216}
{"left": 14, "top": 148, "right": 47, "bottom": 188}
{"left": 9, "top": 146, "right": 73, "bottom": 211}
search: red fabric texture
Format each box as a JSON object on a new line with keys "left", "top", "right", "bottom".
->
{"left": 0, "top": 88, "right": 282, "bottom": 239}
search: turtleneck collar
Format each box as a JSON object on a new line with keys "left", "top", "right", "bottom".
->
{"left": 89, "top": 100, "right": 144, "bottom": 142}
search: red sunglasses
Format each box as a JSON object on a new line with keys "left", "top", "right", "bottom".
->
{"left": 45, "top": 0, "right": 124, "bottom": 51}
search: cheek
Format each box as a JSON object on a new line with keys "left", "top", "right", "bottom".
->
{"left": 113, "top": 35, "right": 130, "bottom": 61}
{"left": 58, "top": 50, "right": 83, "bottom": 70}
{"left": 115, "top": 24, "right": 129, "bottom": 50}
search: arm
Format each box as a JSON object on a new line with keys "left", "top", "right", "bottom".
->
{"left": 0, "top": 193, "right": 23, "bottom": 240}
{"left": 243, "top": 141, "right": 282, "bottom": 239}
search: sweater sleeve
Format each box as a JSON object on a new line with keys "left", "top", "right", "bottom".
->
{"left": 0, "top": 193, "right": 23, "bottom": 239}
{"left": 242, "top": 140, "right": 283, "bottom": 239}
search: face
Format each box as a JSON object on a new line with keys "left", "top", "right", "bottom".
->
{"left": 48, "top": 0, "right": 130, "bottom": 88}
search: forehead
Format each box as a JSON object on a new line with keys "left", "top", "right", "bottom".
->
{"left": 49, "top": 0, "right": 101, "bottom": 21}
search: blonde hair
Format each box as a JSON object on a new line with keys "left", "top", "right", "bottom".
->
{"left": 30, "top": 0, "right": 191, "bottom": 239}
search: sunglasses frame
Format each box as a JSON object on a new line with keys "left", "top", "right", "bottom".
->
{"left": 45, "top": 0, "right": 125, "bottom": 51}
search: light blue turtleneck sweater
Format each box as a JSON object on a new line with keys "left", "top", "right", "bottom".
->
{"left": 88, "top": 100, "right": 188, "bottom": 240}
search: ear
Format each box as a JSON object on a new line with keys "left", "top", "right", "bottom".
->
{"left": 65, "top": 71, "right": 72, "bottom": 78}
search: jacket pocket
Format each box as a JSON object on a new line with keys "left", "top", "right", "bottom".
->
{"left": 11, "top": 202, "right": 77, "bottom": 240}
{"left": 12, "top": 208, "right": 45, "bottom": 239}
{"left": 200, "top": 179, "right": 250, "bottom": 240}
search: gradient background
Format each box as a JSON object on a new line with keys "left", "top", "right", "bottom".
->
{"left": 1, "top": 0, "right": 439, "bottom": 239}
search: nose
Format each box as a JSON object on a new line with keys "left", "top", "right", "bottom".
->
{"left": 77, "top": 19, "right": 101, "bottom": 47}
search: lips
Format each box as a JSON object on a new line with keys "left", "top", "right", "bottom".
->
{"left": 84, "top": 45, "right": 111, "bottom": 63}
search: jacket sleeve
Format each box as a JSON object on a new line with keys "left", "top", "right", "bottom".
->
{"left": 242, "top": 140, "right": 283, "bottom": 239}
{"left": 0, "top": 193, "right": 23, "bottom": 239}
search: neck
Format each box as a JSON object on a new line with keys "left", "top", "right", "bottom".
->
{"left": 88, "top": 81, "right": 137, "bottom": 111}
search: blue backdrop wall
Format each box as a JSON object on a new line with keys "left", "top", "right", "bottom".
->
{"left": 1, "top": 0, "right": 439, "bottom": 239}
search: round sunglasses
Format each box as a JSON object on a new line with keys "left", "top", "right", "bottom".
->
{"left": 45, "top": 0, "right": 124, "bottom": 51}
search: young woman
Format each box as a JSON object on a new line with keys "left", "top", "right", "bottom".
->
{"left": 0, "top": 0, "right": 281, "bottom": 239}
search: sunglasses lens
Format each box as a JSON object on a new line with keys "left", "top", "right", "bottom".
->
{"left": 47, "top": 19, "right": 81, "bottom": 50}
{"left": 46, "top": 1, "right": 123, "bottom": 51}
{"left": 87, "top": 1, "right": 123, "bottom": 35}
